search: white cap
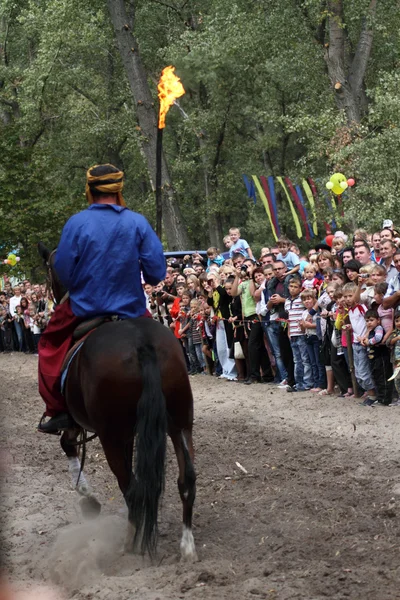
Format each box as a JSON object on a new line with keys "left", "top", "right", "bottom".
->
{"left": 333, "top": 230, "right": 348, "bottom": 242}
{"left": 383, "top": 219, "right": 393, "bottom": 229}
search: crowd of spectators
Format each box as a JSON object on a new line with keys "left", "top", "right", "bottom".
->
{"left": 0, "top": 280, "right": 53, "bottom": 355}
{"left": 145, "top": 224, "right": 400, "bottom": 407}
{"left": 2, "top": 222, "right": 400, "bottom": 408}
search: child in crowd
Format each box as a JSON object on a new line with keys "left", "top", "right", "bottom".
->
{"left": 332, "top": 287, "right": 353, "bottom": 397}
{"left": 370, "top": 264, "right": 387, "bottom": 286}
{"left": 317, "top": 283, "right": 338, "bottom": 395}
{"left": 200, "top": 305, "right": 215, "bottom": 375}
{"left": 29, "top": 304, "right": 42, "bottom": 354}
{"left": 223, "top": 235, "right": 233, "bottom": 251}
{"left": 206, "top": 247, "right": 225, "bottom": 271}
{"left": 360, "top": 309, "right": 393, "bottom": 406}
{"left": 276, "top": 237, "right": 300, "bottom": 277}
{"left": 186, "top": 299, "right": 206, "bottom": 374}
{"left": 228, "top": 227, "right": 254, "bottom": 259}
{"left": 332, "top": 269, "right": 347, "bottom": 286}
{"left": 284, "top": 277, "right": 313, "bottom": 392}
{"left": 302, "top": 264, "right": 321, "bottom": 292}
{"left": 178, "top": 290, "right": 192, "bottom": 369}
{"left": 331, "top": 232, "right": 348, "bottom": 255}
{"left": 299, "top": 289, "right": 325, "bottom": 392}
{"left": 373, "top": 282, "right": 393, "bottom": 340}
{"left": 342, "top": 282, "right": 375, "bottom": 402}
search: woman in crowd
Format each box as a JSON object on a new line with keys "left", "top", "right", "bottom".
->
{"left": 205, "top": 272, "right": 237, "bottom": 380}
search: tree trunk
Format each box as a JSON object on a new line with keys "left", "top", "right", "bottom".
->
{"left": 106, "top": 0, "right": 189, "bottom": 250}
{"left": 324, "top": 0, "right": 377, "bottom": 124}
{"left": 200, "top": 149, "right": 219, "bottom": 248}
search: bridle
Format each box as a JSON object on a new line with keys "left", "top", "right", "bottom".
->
{"left": 45, "top": 249, "right": 57, "bottom": 303}
{"left": 45, "top": 249, "right": 68, "bottom": 305}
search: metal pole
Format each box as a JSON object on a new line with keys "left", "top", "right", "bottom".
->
{"left": 155, "top": 125, "right": 163, "bottom": 239}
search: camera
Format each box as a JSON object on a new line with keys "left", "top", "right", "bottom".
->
{"left": 156, "top": 291, "right": 164, "bottom": 298}
{"left": 240, "top": 264, "right": 248, "bottom": 274}
{"left": 151, "top": 292, "right": 157, "bottom": 298}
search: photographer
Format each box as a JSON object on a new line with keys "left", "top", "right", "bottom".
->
{"left": 231, "top": 259, "right": 273, "bottom": 384}
{"left": 147, "top": 282, "right": 170, "bottom": 327}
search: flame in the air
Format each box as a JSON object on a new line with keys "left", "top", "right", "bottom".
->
{"left": 157, "top": 66, "right": 185, "bottom": 129}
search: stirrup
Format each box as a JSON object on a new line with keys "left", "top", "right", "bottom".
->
{"left": 37, "top": 414, "right": 61, "bottom": 435}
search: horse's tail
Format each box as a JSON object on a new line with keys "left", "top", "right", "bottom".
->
{"left": 124, "top": 344, "right": 167, "bottom": 556}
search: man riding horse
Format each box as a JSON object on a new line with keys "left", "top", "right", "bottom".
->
{"left": 38, "top": 163, "right": 166, "bottom": 434}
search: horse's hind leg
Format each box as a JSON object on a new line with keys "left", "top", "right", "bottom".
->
{"left": 60, "top": 430, "right": 101, "bottom": 518}
{"left": 98, "top": 437, "right": 135, "bottom": 552}
{"left": 170, "top": 429, "right": 197, "bottom": 562}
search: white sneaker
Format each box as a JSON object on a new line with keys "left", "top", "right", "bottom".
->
{"left": 277, "top": 380, "right": 288, "bottom": 388}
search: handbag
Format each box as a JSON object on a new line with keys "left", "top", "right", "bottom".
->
{"left": 234, "top": 341, "right": 245, "bottom": 360}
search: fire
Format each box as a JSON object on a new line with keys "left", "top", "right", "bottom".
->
{"left": 157, "top": 66, "right": 185, "bottom": 129}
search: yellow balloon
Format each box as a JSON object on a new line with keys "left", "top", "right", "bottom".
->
{"left": 329, "top": 172, "right": 347, "bottom": 195}
{"left": 7, "top": 253, "right": 17, "bottom": 266}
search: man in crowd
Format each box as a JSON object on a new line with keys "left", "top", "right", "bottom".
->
{"left": 261, "top": 260, "right": 295, "bottom": 388}
{"left": 354, "top": 241, "right": 372, "bottom": 266}
{"left": 371, "top": 232, "right": 381, "bottom": 262}
{"left": 342, "top": 247, "right": 354, "bottom": 265}
{"left": 379, "top": 240, "right": 397, "bottom": 282}
{"left": 383, "top": 250, "right": 400, "bottom": 310}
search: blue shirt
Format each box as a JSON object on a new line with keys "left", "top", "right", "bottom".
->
{"left": 55, "top": 204, "right": 166, "bottom": 318}
{"left": 276, "top": 251, "right": 300, "bottom": 271}
{"left": 206, "top": 254, "right": 225, "bottom": 271}
{"left": 229, "top": 239, "right": 250, "bottom": 258}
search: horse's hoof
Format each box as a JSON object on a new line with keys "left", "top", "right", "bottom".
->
{"left": 180, "top": 527, "right": 197, "bottom": 562}
{"left": 79, "top": 495, "right": 101, "bottom": 519}
{"left": 180, "top": 549, "right": 198, "bottom": 563}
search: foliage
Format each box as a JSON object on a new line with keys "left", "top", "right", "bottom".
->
{"left": 1, "top": 0, "right": 400, "bottom": 278}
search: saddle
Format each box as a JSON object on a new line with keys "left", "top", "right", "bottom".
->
{"left": 61, "top": 316, "right": 112, "bottom": 375}
{"left": 72, "top": 315, "right": 110, "bottom": 341}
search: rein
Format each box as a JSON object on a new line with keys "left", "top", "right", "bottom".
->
{"left": 71, "top": 429, "right": 98, "bottom": 489}
{"left": 45, "top": 249, "right": 57, "bottom": 304}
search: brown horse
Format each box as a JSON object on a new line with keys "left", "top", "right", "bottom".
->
{"left": 38, "top": 242, "right": 197, "bottom": 560}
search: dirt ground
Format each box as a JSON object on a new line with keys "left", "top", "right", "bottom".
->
{"left": 1, "top": 353, "right": 400, "bottom": 600}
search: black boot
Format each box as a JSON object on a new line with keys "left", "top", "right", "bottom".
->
{"left": 37, "top": 412, "right": 75, "bottom": 434}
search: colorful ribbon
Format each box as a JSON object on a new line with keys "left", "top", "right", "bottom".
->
{"left": 260, "top": 176, "right": 280, "bottom": 237}
{"left": 285, "top": 177, "right": 310, "bottom": 241}
{"left": 267, "top": 176, "right": 281, "bottom": 237}
{"left": 276, "top": 176, "right": 302, "bottom": 239}
{"left": 295, "top": 184, "right": 313, "bottom": 239}
{"left": 252, "top": 176, "right": 278, "bottom": 241}
{"left": 301, "top": 179, "right": 318, "bottom": 236}
{"left": 308, "top": 178, "right": 330, "bottom": 234}
{"left": 242, "top": 174, "right": 256, "bottom": 204}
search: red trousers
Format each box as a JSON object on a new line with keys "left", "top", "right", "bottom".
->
{"left": 38, "top": 300, "right": 82, "bottom": 417}
{"left": 38, "top": 301, "right": 152, "bottom": 417}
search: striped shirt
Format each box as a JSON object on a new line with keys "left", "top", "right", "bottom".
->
{"left": 284, "top": 295, "right": 305, "bottom": 337}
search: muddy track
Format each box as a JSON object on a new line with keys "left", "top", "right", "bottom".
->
{"left": 1, "top": 354, "right": 400, "bottom": 599}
